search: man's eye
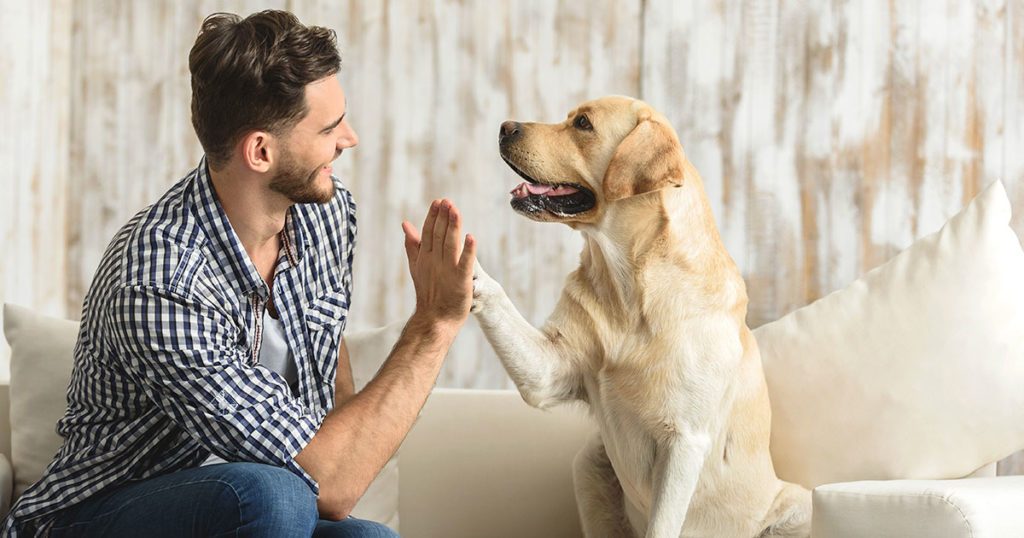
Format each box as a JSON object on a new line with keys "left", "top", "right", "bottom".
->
{"left": 574, "top": 115, "right": 593, "bottom": 131}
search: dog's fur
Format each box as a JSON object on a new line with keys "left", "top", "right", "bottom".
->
{"left": 472, "top": 97, "right": 811, "bottom": 538}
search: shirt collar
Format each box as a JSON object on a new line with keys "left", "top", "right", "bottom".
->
{"left": 190, "top": 156, "right": 308, "bottom": 300}
{"left": 281, "top": 204, "right": 307, "bottom": 267}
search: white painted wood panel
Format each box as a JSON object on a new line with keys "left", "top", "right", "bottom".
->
{"left": 0, "top": 0, "right": 72, "bottom": 381}
{"left": 3, "top": 0, "right": 1023, "bottom": 468}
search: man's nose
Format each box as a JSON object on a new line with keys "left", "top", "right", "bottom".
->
{"left": 499, "top": 121, "right": 522, "bottom": 145}
{"left": 338, "top": 124, "right": 358, "bottom": 150}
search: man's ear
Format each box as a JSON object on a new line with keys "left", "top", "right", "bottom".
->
{"left": 239, "top": 131, "right": 274, "bottom": 173}
{"left": 601, "top": 113, "right": 685, "bottom": 202}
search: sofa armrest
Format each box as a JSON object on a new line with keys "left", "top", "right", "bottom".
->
{"left": 813, "top": 476, "right": 1024, "bottom": 537}
{"left": 0, "top": 453, "right": 12, "bottom": 518}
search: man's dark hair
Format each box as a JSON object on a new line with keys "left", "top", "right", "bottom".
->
{"left": 189, "top": 10, "right": 341, "bottom": 169}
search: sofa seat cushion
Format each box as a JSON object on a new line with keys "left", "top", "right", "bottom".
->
{"left": 813, "top": 476, "right": 1024, "bottom": 538}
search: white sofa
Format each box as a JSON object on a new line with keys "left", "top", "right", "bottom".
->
{"left": 0, "top": 369, "right": 1022, "bottom": 538}
{"left": 5, "top": 181, "right": 1024, "bottom": 537}
{"left": 1, "top": 310, "right": 1024, "bottom": 538}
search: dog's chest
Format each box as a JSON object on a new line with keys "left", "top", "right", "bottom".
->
{"left": 580, "top": 321, "right": 738, "bottom": 512}
{"left": 583, "top": 344, "right": 686, "bottom": 507}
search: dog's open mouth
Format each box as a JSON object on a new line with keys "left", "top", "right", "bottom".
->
{"left": 502, "top": 156, "right": 596, "bottom": 216}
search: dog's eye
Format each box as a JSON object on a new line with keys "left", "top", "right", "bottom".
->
{"left": 574, "top": 115, "right": 593, "bottom": 131}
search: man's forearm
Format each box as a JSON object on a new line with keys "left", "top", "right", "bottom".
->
{"left": 295, "top": 312, "right": 458, "bottom": 519}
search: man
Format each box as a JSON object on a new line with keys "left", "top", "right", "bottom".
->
{"left": 2, "top": 10, "right": 475, "bottom": 537}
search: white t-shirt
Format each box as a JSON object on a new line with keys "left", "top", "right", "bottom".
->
{"left": 202, "top": 307, "right": 297, "bottom": 466}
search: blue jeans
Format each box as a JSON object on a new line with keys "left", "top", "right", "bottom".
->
{"left": 48, "top": 462, "right": 399, "bottom": 537}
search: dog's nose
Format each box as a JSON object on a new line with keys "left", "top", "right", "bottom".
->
{"left": 499, "top": 121, "right": 522, "bottom": 145}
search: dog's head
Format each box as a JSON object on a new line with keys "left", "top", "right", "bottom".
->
{"left": 499, "top": 96, "right": 686, "bottom": 224}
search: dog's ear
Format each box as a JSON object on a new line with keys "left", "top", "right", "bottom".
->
{"left": 601, "top": 107, "right": 686, "bottom": 202}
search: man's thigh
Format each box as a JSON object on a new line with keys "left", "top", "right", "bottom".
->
{"left": 50, "top": 462, "right": 318, "bottom": 538}
{"left": 313, "top": 517, "right": 400, "bottom": 538}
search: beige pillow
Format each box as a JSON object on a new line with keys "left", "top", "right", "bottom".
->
{"left": 755, "top": 181, "right": 1024, "bottom": 488}
{"left": 344, "top": 321, "right": 406, "bottom": 530}
{"left": 2, "top": 304, "right": 77, "bottom": 498}
{"left": 2, "top": 304, "right": 400, "bottom": 531}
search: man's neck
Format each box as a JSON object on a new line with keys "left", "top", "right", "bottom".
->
{"left": 208, "top": 161, "right": 290, "bottom": 262}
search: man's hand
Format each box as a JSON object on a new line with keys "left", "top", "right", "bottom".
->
{"left": 401, "top": 199, "right": 476, "bottom": 328}
{"left": 296, "top": 199, "right": 476, "bottom": 520}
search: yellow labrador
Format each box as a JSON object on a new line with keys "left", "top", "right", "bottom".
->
{"left": 472, "top": 97, "right": 811, "bottom": 537}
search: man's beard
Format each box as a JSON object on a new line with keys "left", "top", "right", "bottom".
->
{"left": 269, "top": 147, "right": 335, "bottom": 205}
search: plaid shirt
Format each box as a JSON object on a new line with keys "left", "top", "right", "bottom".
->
{"left": 3, "top": 158, "right": 357, "bottom": 535}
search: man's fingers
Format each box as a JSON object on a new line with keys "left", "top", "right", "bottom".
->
{"left": 432, "top": 200, "right": 451, "bottom": 262}
{"left": 443, "top": 204, "right": 462, "bottom": 263}
{"left": 402, "top": 220, "right": 421, "bottom": 247}
{"left": 402, "top": 220, "right": 419, "bottom": 267}
{"left": 421, "top": 200, "right": 440, "bottom": 253}
{"left": 458, "top": 234, "right": 477, "bottom": 276}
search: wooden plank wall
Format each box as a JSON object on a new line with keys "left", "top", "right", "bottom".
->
{"left": 3, "top": 0, "right": 1024, "bottom": 469}
{"left": 0, "top": 0, "right": 72, "bottom": 383}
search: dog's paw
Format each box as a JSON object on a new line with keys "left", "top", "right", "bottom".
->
{"left": 471, "top": 261, "right": 501, "bottom": 314}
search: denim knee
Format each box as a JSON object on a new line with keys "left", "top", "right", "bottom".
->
{"left": 219, "top": 462, "right": 318, "bottom": 537}
{"left": 313, "top": 517, "right": 401, "bottom": 538}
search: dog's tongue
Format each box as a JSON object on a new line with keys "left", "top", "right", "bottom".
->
{"left": 510, "top": 182, "right": 579, "bottom": 198}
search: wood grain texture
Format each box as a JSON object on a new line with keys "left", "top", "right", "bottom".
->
{"left": 643, "top": 0, "right": 1024, "bottom": 327}
{"left": 3, "top": 0, "right": 1024, "bottom": 468}
{"left": 0, "top": 0, "right": 72, "bottom": 381}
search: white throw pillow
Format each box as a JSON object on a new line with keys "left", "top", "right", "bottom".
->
{"left": 1, "top": 304, "right": 401, "bottom": 531}
{"left": 343, "top": 321, "right": 406, "bottom": 530}
{"left": 1, "top": 304, "right": 77, "bottom": 498}
{"left": 755, "top": 181, "right": 1024, "bottom": 488}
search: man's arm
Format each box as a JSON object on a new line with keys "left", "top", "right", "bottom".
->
{"left": 334, "top": 339, "right": 356, "bottom": 407}
{"left": 295, "top": 198, "right": 476, "bottom": 520}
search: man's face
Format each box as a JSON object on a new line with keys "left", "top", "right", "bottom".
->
{"left": 270, "top": 75, "right": 358, "bottom": 204}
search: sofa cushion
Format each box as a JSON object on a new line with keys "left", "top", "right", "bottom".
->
{"left": 343, "top": 321, "right": 406, "bottom": 530}
{"left": 755, "top": 181, "right": 1024, "bottom": 488}
{"left": 1, "top": 304, "right": 400, "bottom": 530}
{"left": 812, "top": 476, "right": 1024, "bottom": 538}
{"left": 397, "top": 388, "right": 596, "bottom": 538}
{"left": 2, "top": 304, "right": 77, "bottom": 498}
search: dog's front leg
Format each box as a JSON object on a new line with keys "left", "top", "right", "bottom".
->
{"left": 472, "top": 261, "right": 578, "bottom": 408}
{"left": 646, "top": 432, "right": 712, "bottom": 538}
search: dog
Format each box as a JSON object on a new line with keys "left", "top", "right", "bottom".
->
{"left": 471, "top": 97, "right": 811, "bottom": 537}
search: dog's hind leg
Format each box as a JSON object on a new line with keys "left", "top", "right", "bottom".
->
{"left": 758, "top": 481, "right": 811, "bottom": 538}
{"left": 574, "top": 433, "right": 638, "bottom": 538}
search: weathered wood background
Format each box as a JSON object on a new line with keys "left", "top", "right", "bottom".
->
{"left": 3, "top": 0, "right": 1024, "bottom": 472}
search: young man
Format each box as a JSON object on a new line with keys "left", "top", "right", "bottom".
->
{"left": 2, "top": 10, "right": 475, "bottom": 537}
